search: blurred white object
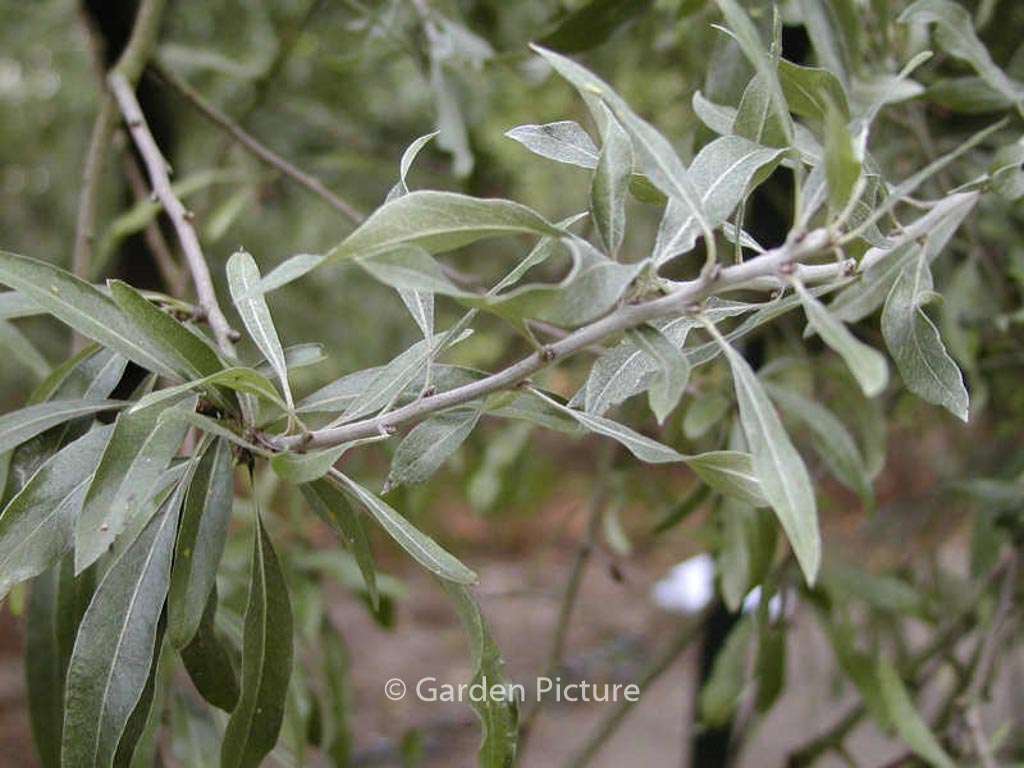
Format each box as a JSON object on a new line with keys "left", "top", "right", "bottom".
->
{"left": 651, "top": 556, "right": 787, "bottom": 618}
{"left": 651, "top": 554, "right": 715, "bottom": 614}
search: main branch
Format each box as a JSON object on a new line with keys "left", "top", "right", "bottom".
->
{"left": 274, "top": 228, "right": 844, "bottom": 452}
{"left": 109, "top": 73, "right": 237, "bottom": 356}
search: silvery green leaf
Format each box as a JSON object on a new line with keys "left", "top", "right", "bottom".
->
{"left": 399, "top": 288, "right": 434, "bottom": 341}
{"left": 504, "top": 121, "right": 600, "bottom": 169}
{"left": 531, "top": 46, "right": 714, "bottom": 245}
{"left": 900, "top": 0, "right": 1024, "bottom": 108}
{"left": 271, "top": 442, "right": 354, "bottom": 485}
{"left": 0, "top": 399, "right": 125, "bottom": 455}
{"left": 692, "top": 91, "right": 823, "bottom": 162}
{"left": 0, "top": 251, "right": 175, "bottom": 378}
{"left": 0, "top": 427, "right": 112, "bottom": 601}
{"left": 927, "top": 76, "right": 1015, "bottom": 114}
{"left": 227, "top": 250, "right": 293, "bottom": 410}
{"left": 340, "top": 329, "right": 473, "bottom": 421}
{"left": 75, "top": 398, "right": 193, "bottom": 573}
{"left": 0, "top": 289, "right": 40, "bottom": 320}
{"left": 795, "top": 0, "right": 850, "bottom": 83}
{"left": 683, "top": 392, "right": 732, "bottom": 440}
{"left": 358, "top": 247, "right": 466, "bottom": 296}
{"left": 332, "top": 470, "right": 477, "bottom": 584}
{"left": 654, "top": 136, "right": 785, "bottom": 264}
{"left": 439, "top": 582, "right": 518, "bottom": 768}
{"left": 830, "top": 191, "right": 977, "bottom": 323}
{"left": 714, "top": 0, "right": 794, "bottom": 143}
{"left": 0, "top": 318, "right": 49, "bottom": 379}
{"left": 131, "top": 367, "right": 285, "bottom": 413}
{"left": 387, "top": 408, "right": 481, "bottom": 489}
{"left": 718, "top": 498, "right": 776, "bottom": 611}
{"left": 765, "top": 383, "right": 873, "bottom": 508}
{"left": 881, "top": 253, "right": 969, "bottom": 421}
{"left": 795, "top": 281, "right": 888, "bottom": 397}
{"left": 734, "top": 72, "right": 790, "bottom": 148}
{"left": 686, "top": 450, "right": 768, "bottom": 507}
{"left": 484, "top": 391, "right": 582, "bottom": 434}
{"left": 253, "top": 343, "right": 325, "bottom": 380}
{"left": 779, "top": 59, "right": 850, "bottom": 121}
{"left": 591, "top": 107, "right": 632, "bottom": 257}
{"left": 710, "top": 329, "right": 821, "bottom": 583}
{"left": 628, "top": 325, "right": 691, "bottom": 425}
{"left": 62, "top": 486, "right": 180, "bottom": 768}
{"left": 386, "top": 131, "right": 439, "bottom": 202}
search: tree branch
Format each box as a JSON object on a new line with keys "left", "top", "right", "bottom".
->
{"left": 273, "top": 229, "right": 846, "bottom": 452}
{"left": 109, "top": 73, "right": 237, "bottom": 356}
{"left": 152, "top": 62, "right": 365, "bottom": 224}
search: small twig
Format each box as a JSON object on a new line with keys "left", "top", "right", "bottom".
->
{"left": 153, "top": 62, "right": 365, "bottom": 224}
{"left": 564, "top": 606, "right": 712, "bottom": 768}
{"left": 120, "top": 149, "right": 187, "bottom": 295}
{"left": 518, "top": 443, "right": 616, "bottom": 751}
{"left": 110, "top": 73, "right": 237, "bottom": 356}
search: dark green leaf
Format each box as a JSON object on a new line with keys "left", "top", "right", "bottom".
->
{"left": 876, "top": 658, "right": 956, "bottom": 768}
{"left": 0, "top": 399, "right": 124, "bottom": 455}
{"left": 538, "top": 0, "right": 653, "bottom": 53}
{"left": 62, "top": 486, "right": 181, "bottom": 768}
{"left": 221, "top": 515, "right": 294, "bottom": 768}
{"left": 168, "top": 438, "right": 234, "bottom": 648}
{"left": 180, "top": 587, "right": 241, "bottom": 712}
{"left": 699, "top": 615, "right": 753, "bottom": 726}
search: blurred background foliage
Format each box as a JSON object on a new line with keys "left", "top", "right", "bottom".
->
{"left": 2, "top": 0, "right": 1024, "bottom": 765}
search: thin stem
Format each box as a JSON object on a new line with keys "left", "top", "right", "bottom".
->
{"left": 518, "top": 443, "right": 616, "bottom": 751}
{"left": 109, "top": 74, "right": 237, "bottom": 356}
{"left": 564, "top": 606, "right": 712, "bottom": 768}
{"left": 153, "top": 62, "right": 365, "bottom": 224}
{"left": 272, "top": 228, "right": 840, "bottom": 452}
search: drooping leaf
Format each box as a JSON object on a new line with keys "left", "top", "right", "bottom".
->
{"left": 387, "top": 408, "right": 481, "bottom": 489}
{"left": 900, "top": 0, "right": 1023, "bottom": 109}
{"left": 795, "top": 281, "right": 888, "bottom": 397}
{"left": 61, "top": 487, "right": 181, "bottom": 768}
{"left": 0, "top": 427, "right": 112, "bottom": 601}
{"left": 699, "top": 615, "right": 754, "bottom": 726}
{"left": 685, "top": 451, "right": 768, "bottom": 508}
{"left": 300, "top": 477, "right": 379, "bottom": 609}
{"left": 167, "top": 438, "right": 235, "bottom": 648}
{"left": 227, "top": 251, "right": 293, "bottom": 410}
{"left": 505, "top": 121, "right": 599, "bottom": 169}
{"left": 0, "top": 399, "right": 124, "bottom": 455}
{"left": 538, "top": 0, "right": 653, "bottom": 53}
{"left": 881, "top": 252, "right": 969, "bottom": 421}
{"left": 386, "top": 131, "right": 440, "bottom": 201}
{"left": 180, "top": 587, "right": 241, "bottom": 712}
{"left": 591, "top": 106, "right": 632, "bottom": 257}
{"left": 112, "top": 622, "right": 166, "bottom": 768}
{"left": 321, "top": 619, "right": 353, "bottom": 767}
{"left": 718, "top": 498, "right": 776, "bottom": 610}
{"left": 0, "top": 251, "right": 175, "bottom": 378}
{"left": 332, "top": 471, "right": 477, "bottom": 584}
{"left": 876, "top": 659, "right": 956, "bottom": 768}
{"left": 75, "top": 398, "right": 193, "bottom": 573}
{"left": 221, "top": 515, "right": 294, "bottom": 768}
{"left": 708, "top": 327, "right": 821, "bottom": 583}
{"left": 440, "top": 582, "right": 518, "bottom": 767}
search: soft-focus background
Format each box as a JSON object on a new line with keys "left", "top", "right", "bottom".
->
{"left": 2, "top": 0, "right": 1023, "bottom": 765}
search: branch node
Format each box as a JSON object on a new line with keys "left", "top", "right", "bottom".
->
{"left": 540, "top": 346, "right": 557, "bottom": 362}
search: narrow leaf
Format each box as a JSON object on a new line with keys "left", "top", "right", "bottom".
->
{"left": 387, "top": 409, "right": 481, "bottom": 489}
{"left": 180, "top": 587, "right": 241, "bottom": 712}
{"left": 0, "top": 399, "right": 124, "bottom": 455}
{"left": 591, "top": 107, "right": 632, "bottom": 256}
{"left": 876, "top": 659, "right": 956, "bottom": 768}
{"left": 504, "top": 121, "right": 599, "bottom": 169}
{"left": 221, "top": 515, "right": 294, "bottom": 768}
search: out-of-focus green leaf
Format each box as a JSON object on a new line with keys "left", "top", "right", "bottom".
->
{"left": 900, "top": 0, "right": 1023, "bottom": 108}
{"left": 0, "top": 427, "right": 112, "bottom": 601}
{"left": 440, "top": 582, "right": 518, "bottom": 767}
{"left": 221, "top": 515, "right": 294, "bottom": 768}
{"left": 876, "top": 658, "right": 956, "bottom": 768}
{"left": 796, "top": 0, "right": 851, "bottom": 83}
{"left": 62, "top": 486, "right": 180, "bottom": 768}
{"left": 333, "top": 471, "right": 477, "bottom": 584}
{"left": 538, "top": 0, "right": 653, "bottom": 53}
{"left": 168, "top": 438, "right": 234, "bottom": 648}
{"left": 755, "top": 620, "right": 786, "bottom": 713}
{"left": 75, "top": 398, "right": 192, "bottom": 573}
{"left": 824, "top": 99, "right": 861, "bottom": 211}
{"left": 683, "top": 392, "right": 732, "bottom": 440}
{"left": 171, "top": 694, "right": 219, "bottom": 767}
{"left": 699, "top": 615, "right": 753, "bottom": 726}
{"left": 321, "top": 619, "right": 353, "bottom": 767}
{"left": 387, "top": 408, "right": 481, "bottom": 489}
{"left": 0, "top": 399, "right": 124, "bottom": 455}
{"left": 881, "top": 251, "right": 969, "bottom": 421}
{"left": 180, "top": 587, "right": 241, "bottom": 712}
{"left": 228, "top": 251, "right": 293, "bottom": 410}
{"left": 709, "top": 328, "right": 821, "bottom": 583}
{"left": 927, "top": 76, "right": 1015, "bottom": 114}
{"left": 0, "top": 251, "right": 176, "bottom": 378}
{"left": 0, "top": 318, "right": 50, "bottom": 379}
